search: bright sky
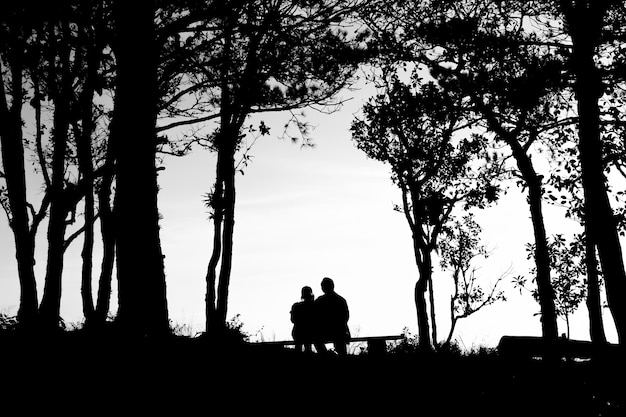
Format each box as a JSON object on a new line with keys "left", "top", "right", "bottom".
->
{"left": 0, "top": 80, "right": 620, "bottom": 349}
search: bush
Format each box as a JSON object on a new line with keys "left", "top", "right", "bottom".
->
{"left": 0, "top": 313, "right": 18, "bottom": 332}
{"left": 387, "top": 327, "right": 420, "bottom": 355}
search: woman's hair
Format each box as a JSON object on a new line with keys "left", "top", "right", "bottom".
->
{"left": 301, "top": 286, "right": 314, "bottom": 301}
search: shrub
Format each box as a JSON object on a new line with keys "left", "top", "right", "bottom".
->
{"left": 0, "top": 313, "right": 18, "bottom": 332}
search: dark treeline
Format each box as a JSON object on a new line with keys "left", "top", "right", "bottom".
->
{"left": 353, "top": 0, "right": 626, "bottom": 355}
{"left": 0, "top": 0, "right": 366, "bottom": 338}
{"left": 2, "top": 0, "right": 626, "bottom": 360}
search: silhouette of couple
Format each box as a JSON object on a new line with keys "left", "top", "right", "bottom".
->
{"left": 290, "top": 277, "right": 350, "bottom": 355}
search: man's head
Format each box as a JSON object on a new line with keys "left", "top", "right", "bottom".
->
{"left": 321, "top": 277, "right": 334, "bottom": 293}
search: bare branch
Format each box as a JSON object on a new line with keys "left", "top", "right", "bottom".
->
{"left": 63, "top": 212, "right": 101, "bottom": 252}
{"left": 156, "top": 112, "right": 221, "bottom": 132}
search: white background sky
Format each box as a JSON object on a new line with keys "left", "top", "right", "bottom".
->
{"left": 0, "top": 79, "right": 620, "bottom": 349}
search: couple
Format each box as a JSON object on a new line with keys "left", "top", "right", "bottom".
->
{"left": 290, "top": 277, "right": 350, "bottom": 355}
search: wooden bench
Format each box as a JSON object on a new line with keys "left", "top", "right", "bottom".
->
{"left": 497, "top": 335, "right": 621, "bottom": 360}
{"left": 253, "top": 334, "right": 405, "bottom": 355}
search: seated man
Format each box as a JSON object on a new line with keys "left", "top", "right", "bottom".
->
{"left": 314, "top": 277, "right": 350, "bottom": 355}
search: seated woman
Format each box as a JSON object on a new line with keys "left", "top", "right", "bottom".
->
{"left": 290, "top": 286, "right": 316, "bottom": 353}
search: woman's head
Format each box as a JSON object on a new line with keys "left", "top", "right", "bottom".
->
{"left": 301, "top": 286, "right": 313, "bottom": 301}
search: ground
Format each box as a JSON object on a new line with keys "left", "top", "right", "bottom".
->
{"left": 2, "top": 332, "right": 624, "bottom": 416}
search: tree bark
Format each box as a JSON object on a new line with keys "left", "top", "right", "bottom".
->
{"left": 584, "top": 223, "right": 607, "bottom": 344}
{"left": 445, "top": 270, "right": 460, "bottom": 345}
{"left": 472, "top": 91, "right": 559, "bottom": 348}
{"left": 525, "top": 173, "right": 559, "bottom": 346}
{"left": 414, "top": 265, "right": 432, "bottom": 351}
{"left": 216, "top": 133, "right": 237, "bottom": 326}
{"left": 76, "top": 24, "right": 98, "bottom": 324}
{"left": 428, "top": 273, "right": 437, "bottom": 346}
{"left": 412, "top": 224, "right": 433, "bottom": 349}
{"left": 111, "top": 0, "right": 169, "bottom": 337}
{"left": 94, "top": 158, "right": 115, "bottom": 327}
{"left": 39, "top": 21, "right": 73, "bottom": 330}
{"left": 402, "top": 185, "right": 432, "bottom": 351}
{"left": 205, "top": 152, "right": 224, "bottom": 333}
{"left": 0, "top": 50, "right": 39, "bottom": 328}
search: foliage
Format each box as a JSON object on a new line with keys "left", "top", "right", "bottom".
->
{"left": 352, "top": 77, "right": 500, "bottom": 216}
{"left": 513, "top": 234, "right": 588, "bottom": 330}
{"left": 0, "top": 313, "right": 18, "bottom": 332}
{"left": 439, "top": 213, "right": 507, "bottom": 343}
{"left": 170, "top": 321, "right": 199, "bottom": 337}
{"left": 387, "top": 327, "right": 421, "bottom": 355}
{"left": 224, "top": 313, "right": 251, "bottom": 343}
{"left": 158, "top": 0, "right": 368, "bottom": 152}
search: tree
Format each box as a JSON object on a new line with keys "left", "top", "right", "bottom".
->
{"left": 358, "top": 0, "right": 561, "bottom": 352}
{"left": 1, "top": 1, "right": 118, "bottom": 331}
{"left": 37, "top": 2, "right": 87, "bottom": 330}
{"left": 152, "top": 0, "right": 367, "bottom": 334}
{"left": 439, "top": 214, "right": 506, "bottom": 346}
{"left": 554, "top": 0, "right": 626, "bottom": 344}
{"left": 0, "top": 2, "right": 42, "bottom": 328}
{"left": 109, "top": 0, "right": 169, "bottom": 336}
{"left": 545, "top": 115, "right": 608, "bottom": 344}
{"left": 352, "top": 73, "right": 500, "bottom": 350}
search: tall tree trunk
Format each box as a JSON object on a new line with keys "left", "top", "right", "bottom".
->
{"left": 79, "top": 154, "right": 95, "bottom": 323}
{"left": 414, "top": 265, "right": 431, "bottom": 351}
{"left": 401, "top": 185, "right": 432, "bottom": 351}
{"left": 428, "top": 273, "right": 437, "bottom": 346}
{"left": 565, "top": 3, "right": 626, "bottom": 343}
{"left": 479, "top": 104, "right": 559, "bottom": 350}
{"left": 77, "top": 29, "right": 97, "bottom": 324}
{"left": 111, "top": 0, "right": 169, "bottom": 337}
{"left": 205, "top": 152, "right": 224, "bottom": 333}
{"left": 412, "top": 229, "right": 432, "bottom": 351}
{"left": 94, "top": 158, "right": 115, "bottom": 327}
{"left": 0, "top": 55, "right": 38, "bottom": 328}
{"left": 525, "top": 174, "right": 559, "bottom": 346}
{"left": 585, "top": 223, "right": 607, "bottom": 344}
{"left": 39, "top": 23, "right": 72, "bottom": 330}
{"left": 472, "top": 93, "right": 559, "bottom": 348}
{"left": 216, "top": 135, "right": 237, "bottom": 326}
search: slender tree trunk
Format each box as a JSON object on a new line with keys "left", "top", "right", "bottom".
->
{"left": 566, "top": 4, "right": 626, "bottom": 343}
{"left": 446, "top": 270, "right": 460, "bottom": 345}
{"left": 77, "top": 33, "right": 97, "bottom": 324}
{"left": 492, "top": 126, "right": 559, "bottom": 350}
{"left": 0, "top": 56, "right": 39, "bottom": 328}
{"left": 585, "top": 223, "right": 607, "bottom": 344}
{"left": 205, "top": 153, "right": 224, "bottom": 333}
{"left": 428, "top": 273, "right": 437, "bottom": 346}
{"left": 39, "top": 25, "right": 73, "bottom": 330}
{"left": 414, "top": 265, "right": 431, "bottom": 351}
{"left": 94, "top": 159, "right": 115, "bottom": 326}
{"left": 111, "top": 0, "right": 169, "bottom": 337}
{"left": 216, "top": 136, "right": 237, "bottom": 326}
{"left": 80, "top": 189, "right": 95, "bottom": 323}
{"left": 446, "top": 317, "right": 458, "bottom": 346}
{"left": 402, "top": 186, "right": 432, "bottom": 351}
{"left": 412, "top": 230, "right": 432, "bottom": 351}
{"left": 525, "top": 175, "right": 559, "bottom": 345}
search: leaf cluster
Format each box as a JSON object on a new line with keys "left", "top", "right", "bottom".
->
{"left": 516, "top": 233, "right": 588, "bottom": 319}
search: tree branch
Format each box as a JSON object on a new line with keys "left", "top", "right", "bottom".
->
{"left": 63, "top": 212, "right": 101, "bottom": 252}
